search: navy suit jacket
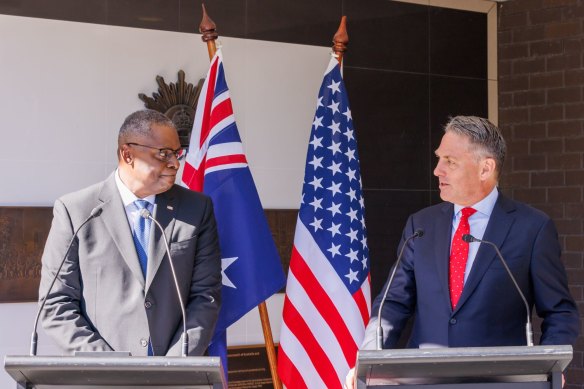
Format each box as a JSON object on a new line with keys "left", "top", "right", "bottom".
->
{"left": 362, "top": 193, "right": 579, "bottom": 349}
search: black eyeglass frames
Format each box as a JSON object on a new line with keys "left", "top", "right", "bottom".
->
{"left": 126, "top": 142, "right": 186, "bottom": 162}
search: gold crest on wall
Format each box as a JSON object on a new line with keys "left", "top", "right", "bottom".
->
{"left": 139, "top": 70, "right": 204, "bottom": 148}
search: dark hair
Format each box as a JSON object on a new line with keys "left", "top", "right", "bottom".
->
{"left": 118, "top": 109, "right": 175, "bottom": 146}
{"left": 444, "top": 116, "right": 506, "bottom": 176}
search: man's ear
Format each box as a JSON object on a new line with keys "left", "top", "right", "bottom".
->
{"left": 120, "top": 145, "right": 133, "bottom": 164}
{"left": 480, "top": 157, "right": 496, "bottom": 181}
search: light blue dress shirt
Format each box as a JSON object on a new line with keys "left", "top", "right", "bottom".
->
{"left": 114, "top": 169, "right": 156, "bottom": 235}
{"left": 451, "top": 187, "right": 499, "bottom": 283}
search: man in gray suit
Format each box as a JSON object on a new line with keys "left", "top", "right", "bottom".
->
{"left": 39, "top": 109, "right": 222, "bottom": 356}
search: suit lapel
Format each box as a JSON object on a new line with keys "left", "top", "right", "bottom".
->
{"left": 145, "top": 187, "right": 178, "bottom": 292}
{"left": 454, "top": 194, "right": 516, "bottom": 313}
{"left": 98, "top": 174, "right": 145, "bottom": 288}
{"left": 434, "top": 202, "right": 454, "bottom": 311}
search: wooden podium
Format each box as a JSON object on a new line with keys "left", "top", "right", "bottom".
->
{"left": 4, "top": 354, "right": 226, "bottom": 389}
{"left": 355, "top": 345, "right": 572, "bottom": 389}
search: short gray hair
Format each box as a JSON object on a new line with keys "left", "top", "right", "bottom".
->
{"left": 118, "top": 109, "right": 175, "bottom": 146}
{"left": 444, "top": 116, "right": 506, "bottom": 176}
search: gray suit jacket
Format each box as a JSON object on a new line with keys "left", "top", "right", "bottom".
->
{"left": 39, "top": 173, "right": 222, "bottom": 356}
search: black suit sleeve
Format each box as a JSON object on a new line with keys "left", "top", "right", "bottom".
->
{"left": 531, "top": 218, "right": 579, "bottom": 345}
{"left": 166, "top": 196, "right": 222, "bottom": 356}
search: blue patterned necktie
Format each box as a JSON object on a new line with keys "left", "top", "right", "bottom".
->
{"left": 132, "top": 199, "right": 151, "bottom": 278}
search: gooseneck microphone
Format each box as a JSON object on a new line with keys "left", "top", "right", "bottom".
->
{"left": 31, "top": 204, "right": 104, "bottom": 356}
{"left": 462, "top": 234, "right": 534, "bottom": 347}
{"left": 140, "top": 208, "right": 189, "bottom": 357}
{"left": 376, "top": 228, "right": 424, "bottom": 350}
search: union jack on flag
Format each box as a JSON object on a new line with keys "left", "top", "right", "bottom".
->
{"left": 182, "top": 49, "right": 286, "bottom": 373}
{"left": 278, "top": 56, "right": 371, "bottom": 388}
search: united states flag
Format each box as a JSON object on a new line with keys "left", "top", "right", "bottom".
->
{"left": 181, "top": 49, "right": 286, "bottom": 372}
{"left": 278, "top": 56, "right": 371, "bottom": 388}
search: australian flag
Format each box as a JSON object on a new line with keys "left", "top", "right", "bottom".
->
{"left": 182, "top": 49, "right": 286, "bottom": 373}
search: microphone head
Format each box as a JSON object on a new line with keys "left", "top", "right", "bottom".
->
{"left": 90, "top": 206, "right": 103, "bottom": 218}
{"left": 462, "top": 234, "right": 475, "bottom": 243}
{"left": 414, "top": 228, "right": 424, "bottom": 238}
{"left": 140, "top": 208, "right": 152, "bottom": 219}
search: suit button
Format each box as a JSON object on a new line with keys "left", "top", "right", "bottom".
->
{"left": 450, "top": 318, "right": 457, "bottom": 325}
{"left": 140, "top": 339, "right": 148, "bottom": 347}
{"left": 145, "top": 301, "right": 152, "bottom": 309}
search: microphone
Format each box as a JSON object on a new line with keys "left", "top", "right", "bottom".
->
{"left": 31, "top": 204, "right": 104, "bottom": 356}
{"left": 462, "top": 234, "right": 533, "bottom": 347}
{"left": 140, "top": 208, "right": 189, "bottom": 357}
{"left": 376, "top": 228, "right": 424, "bottom": 350}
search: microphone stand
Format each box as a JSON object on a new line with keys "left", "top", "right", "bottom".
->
{"left": 376, "top": 229, "right": 424, "bottom": 350}
{"left": 463, "top": 234, "right": 533, "bottom": 346}
{"left": 141, "top": 209, "right": 189, "bottom": 357}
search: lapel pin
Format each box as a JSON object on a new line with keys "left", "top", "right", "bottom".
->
{"left": 167, "top": 205, "right": 174, "bottom": 210}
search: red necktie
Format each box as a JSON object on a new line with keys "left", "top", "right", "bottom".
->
{"left": 449, "top": 207, "right": 477, "bottom": 309}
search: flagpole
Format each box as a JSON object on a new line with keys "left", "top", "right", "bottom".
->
{"left": 199, "top": 4, "right": 218, "bottom": 62}
{"left": 199, "top": 5, "right": 283, "bottom": 389}
{"left": 333, "top": 16, "right": 348, "bottom": 66}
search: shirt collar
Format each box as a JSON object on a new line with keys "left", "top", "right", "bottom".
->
{"left": 453, "top": 186, "right": 498, "bottom": 218}
{"left": 114, "top": 169, "right": 156, "bottom": 207}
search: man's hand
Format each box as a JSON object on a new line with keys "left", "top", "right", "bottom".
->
{"left": 345, "top": 367, "right": 356, "bottom": 389}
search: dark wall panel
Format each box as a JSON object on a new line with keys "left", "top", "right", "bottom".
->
{"left": 107, "top": 0, "right": 180, "bottom": 32}
{"left": 179, "top": 0, "right": 246, "bottom": 36}
{"left": 343, "top": 0, "right": 429, "bottom": 73}
{"left": 429, "top": 7, "right": 487, "bottom": 78}
{"left": 364, "top": 189, "right": 432, "bottom": 297}
{"left": 246, "top": 0, "right": 341, "bottom": 45}
{"left": 429, "top": 75, "right": 489, "bottom": 153}
{"left": 345, "top": 68, "right": 430, "bottom": 190}
{"left": 0, "top": 0, "right": 107, "bottom": 24}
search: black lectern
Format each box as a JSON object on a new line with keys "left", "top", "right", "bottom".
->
{"left": 355, "top": 345, "right": 572, "bottom": 389}
{"left": 4, "top": 355, "right": 226, "bottom": 388}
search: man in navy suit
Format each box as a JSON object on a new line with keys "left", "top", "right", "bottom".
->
{"left": 347, "top": 116, "right": 578, "bottom": 387}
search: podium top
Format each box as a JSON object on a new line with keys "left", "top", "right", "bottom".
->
{"left": 4, "top": 355, "right": 226, "bottom": 389}
{"left": 356, "top": 345, "right": 573, "bottom": 386}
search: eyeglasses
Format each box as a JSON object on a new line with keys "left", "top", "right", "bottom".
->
{"left": 126, "top": 142, "right": 185, "bottom": 162}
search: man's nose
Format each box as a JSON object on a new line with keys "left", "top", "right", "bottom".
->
{"left": 433, "top": 161, "right": 443, "bottom": 177}
{"left": 167, "top": 156, "right": 180, "bottom": 169}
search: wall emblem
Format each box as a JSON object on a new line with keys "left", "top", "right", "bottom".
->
{"left": 139, "top": 70, "right": 204, "bottom": 148}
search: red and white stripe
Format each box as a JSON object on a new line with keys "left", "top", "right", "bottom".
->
{"left": 279, "top": 219, "right": 371, "bottom": 388}
{"left": 182, "top": 49, "right": 247, "bottom": 191}
{"left": 204, "top": 142, "right": 248, "bottom": 174}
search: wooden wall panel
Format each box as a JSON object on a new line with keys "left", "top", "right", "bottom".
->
{"left": 0, "top": 207, "right": 296, "bottom": 302}
{"left": 264, "top": 209, "right": 297, "bottom": 278}
{"left": 0, "top": 207, "right": 52, "bottom": 302}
